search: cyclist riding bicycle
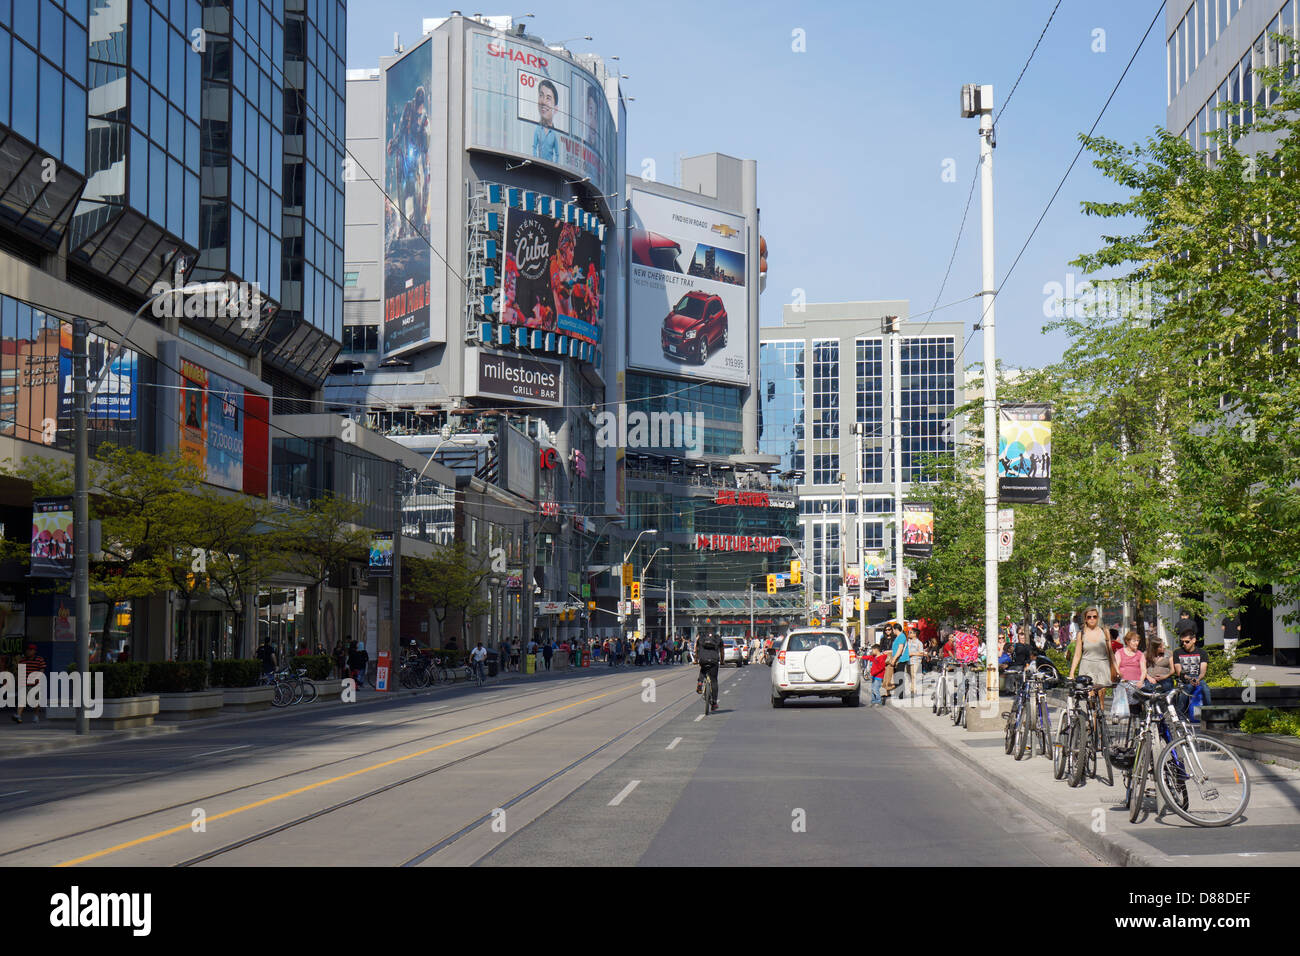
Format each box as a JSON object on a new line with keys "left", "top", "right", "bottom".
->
{"left": 469, "top": 641, "right": 488, "bottom": 683}
{"left": 695, "top": 632, "right": 722, "bottom": 711}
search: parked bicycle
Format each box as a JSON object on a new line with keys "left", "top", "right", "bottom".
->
{"left": 951, "top": 660, "right": 986, "bottom": 729}
{"left": 1054, "top": 676, "right": 1115, "bottom": 787}
{"left": 1115, "top": 681, "right": 1250, "bottom": 827}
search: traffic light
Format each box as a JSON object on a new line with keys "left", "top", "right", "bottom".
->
{"left": 587, "top": 600, "right": 596, "bottom": 611}
{"left": 766, "top": 574, "right": 777, "bottom": 594}
{"left": 630, "top": 581, "right": 641, "bottom": 601}
{"left": 623, "top": 562, "right": 634, "bottom": 585}
{"left": 790, "top": 560, "right": 802, "bottom": 585}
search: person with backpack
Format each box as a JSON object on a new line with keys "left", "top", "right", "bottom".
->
{"left": 694, "top": 631, "right": 722, "bottom": 712}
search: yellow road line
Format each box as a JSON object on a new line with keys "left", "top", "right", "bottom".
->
{"left": 57, "top": 674, "right": 673, "bottom": 867}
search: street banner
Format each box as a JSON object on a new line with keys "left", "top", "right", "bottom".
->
{"left": 902, "top": 501, "right": 934, "bottom": 558}
{"left": 997, "top": 508, "right": 1015, "bottom": 562}
{"left": 998, "top": 403, "right": 1052, "bottom": 503}
{"left": 863, "top": 550, "right": 888, "bottom": 589}
{"left": 31, "top": 497, "right": 73, "bottom": 579}
{"left": 844, "top": 566, "right": 860, "bottom": 589}
{"left": 368, "top": 533, "right": 394, "bottom": 578}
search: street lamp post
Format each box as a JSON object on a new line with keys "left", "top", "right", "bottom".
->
{"left": 640, "top": 546, "right": 668, "bottom": 642}
{"left": 74, "top": 280, "right": 231, "bottom": 735}
{"left": 621, "top": 529, "right": 657, "bottom": 639}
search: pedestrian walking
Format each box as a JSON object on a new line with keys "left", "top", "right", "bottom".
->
{"left": 257, "top": 637, "right": 278, "bottom": 679}
{"left": 542, "top": 639, "right": 553, "bottom": 671}
{"left": 13, "top": 643, "right": 46, "bottom": 724}
{"left": 499, "top": 638, "right": 511, "bottom": 674}
{"left": 1068, "top": 607, "right": 1118, "bottom": 712}
{"left": 332, "top": 640, "right": 347, "bottom": 679}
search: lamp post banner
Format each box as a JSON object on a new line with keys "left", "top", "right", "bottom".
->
{"left": 998, "top": 403, "right": 1052, "bottom": 503}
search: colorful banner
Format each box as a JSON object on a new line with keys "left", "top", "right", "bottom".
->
{"left": 501, "top": 208, "right": 603, "bottom": 345}
{"left": 31, "top": 497, "right": 73, "bottom": 579}
{"left": 902, "top": 502, "right": 934, "bottom": 559}
{"left": 383, "top": 39, "right": 435, "bottom": 356}
{"left": 369, "top": 533, "right": 394, "bottom": 578}
{"left": 862, "top": 549, "right": 888, "bottom": 587}
{"left": 998, "top": 403, "right": 1052, "bottom": 503}
{"left": 179, "top": 359, "right": 250, "bottom": 493}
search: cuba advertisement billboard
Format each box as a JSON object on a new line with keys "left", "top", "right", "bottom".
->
{"left": 466, "top": 31, "right": 617, "bottom": 201}
{"left": 383, "top": 39, "right": 436, "bottom": 356}
{"left": 501, "top": 208, "right": 603, "bottom": 345}
{"left": 627, "top": 189, "right": 749, "bottom": 386}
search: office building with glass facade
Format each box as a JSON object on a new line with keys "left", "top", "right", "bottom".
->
{"left": 760, "top": 304, "right": 963, "bottom": 615}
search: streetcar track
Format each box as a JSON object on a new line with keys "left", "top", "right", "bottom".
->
{"left": 177, "top": 675, "right": 700, "bottom": 867}
{"left": 0, "top": 669, "right": 691, "bottom": 862}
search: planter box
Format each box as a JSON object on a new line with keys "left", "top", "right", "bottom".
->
{"left": 51, "top": 695, "right": 161, "bottom": 729}
{"left": 220, "top": 685, "right": 276, "bottom": 713}
{"left": 157, "top": 690, "right": 225, "bottom": 722}
{"left": 310, "top": 679, "right": 343, "bottom": 701}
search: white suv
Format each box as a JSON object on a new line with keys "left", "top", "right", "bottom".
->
{"left": 771, "top": 627, "right": 861, "bottom": 707}
{"left": 722, "top": 637, "right": 747, "bottom": 667}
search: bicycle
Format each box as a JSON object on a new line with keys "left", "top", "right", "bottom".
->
{"left": 1053, "top": 676, "right": 1112, "bottom": 785}
{"left": 1120, "top": 682, "right": 1250, "bottom": 827}
{"left": 468, "top": 658, "right": 485, "bottom": 687}
{"left": 701, "top": 670, "right": 715, "bottom": 717}
{"left": 259, "top": 671, "right": 293, "bottom": 708}
{"left": 951, "top": 660, "right": 985, "bottom": 728}
{"left": 1004, "top": 668, "right": 1031, "bottom": 756}
{"left": 933, "top": 659, "right": 956, "bottom": 717}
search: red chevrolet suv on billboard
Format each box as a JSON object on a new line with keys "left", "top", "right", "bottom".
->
{"left": 660, "top": 291, "right": 728, "bottom": 364}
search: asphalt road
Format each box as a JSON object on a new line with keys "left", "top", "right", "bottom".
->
{"left": 0, "top": 661, "right": 1100, "bottom": 867}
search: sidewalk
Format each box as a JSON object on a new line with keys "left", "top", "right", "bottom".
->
{"left": 885, "top": 692, "right": 1300, "bottom": 867}
{"left": 0, "top": 660, "right": 623, "bottom": 760}
{"left": 1233, "top": 655, "right": 1300, "bottom": 687}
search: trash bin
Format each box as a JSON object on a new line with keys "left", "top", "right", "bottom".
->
{"left": 488, "top": 650, "right": 499, "bottom": 677}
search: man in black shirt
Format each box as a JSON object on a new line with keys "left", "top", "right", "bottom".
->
{"left": 1172, "top": 622, "right": 1208, "bottom": 721}
{"left": 257, "top": 639, "right": 277, "bottom": 678}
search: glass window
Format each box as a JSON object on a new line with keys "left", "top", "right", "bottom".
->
{"left": 184, "top": 170, "right": 198, "bottom": 246}
{"left": 64, "top": 80, "right": 86, "bottom": 166}
{"left": 41, "top": 0, "right": 64, "bottom": 64}
{"left": 38, "top": 59, "right": 63, "bottom": 156}
{"left": 11, "top": 41, "right": 37, "bottom": 141}
{"left": 149, "top": 143, "right": 165, "bottom": 222}
{"left": 129, "top": 128, "right": 147, "bottom": 206}
{"left": 0, "top": 33, "right": 9, "bottom": 128}
{"left": 168, "top": 157, "right": 182, "bottom": 234}
{"left": 150, "top": 11, "right": 167, "bottom": 83}
{"left": 65, "top": 20, "right": 87, "bottom": 87}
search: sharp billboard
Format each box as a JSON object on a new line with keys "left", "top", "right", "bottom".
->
{"left": 465, "top": 31, "right": 617, "bottom": 202}
{"left": 628, "top": 189, "right": 749, "bottom": 386}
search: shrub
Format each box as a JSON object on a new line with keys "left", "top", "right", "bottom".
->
{"left": 1239, "top": 708, "right": 1300, "bottom": 737}
{"left": 90, "top": 662, "right": 149, "bottom": 699}
{"left": 210, "top": 659, "right": 262, "bottom": 688}
{"left": 144, "top": 660, "right": 209, "bottom": 693}
{"left": 289, "top": 654, "right": 331, "bottom": 680}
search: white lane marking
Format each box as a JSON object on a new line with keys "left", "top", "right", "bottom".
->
{"left": 694, "top": 714, "right": 704, "bottom": 722}
{"left": 194, "top": 744, "right": 252, "bottom": 758}
{"left": 0, "top": 790, "right": 29, "bottom": 798}
{"left": 666, "top": 737, "right": 682, "bottom": 751}
{"left": 353, "top": 720, "right": 373, "bottom": 725}
{"left": 723, "top": 689, "right": 730, "bottom": 694}
{"left": 608, "top": 779, "right": 641, "bottom": 806}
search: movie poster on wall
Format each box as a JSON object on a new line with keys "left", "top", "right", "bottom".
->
{"left": 501, "top": 209, "right": 603, "bottom": 344}
{"left": 466, "top": 32, "right": 617, "bottom": 201}
{"left": 627, "top": 189, "right": 749, "bottom": 386}
{"left": 383, "top": 39, "right": 435, "bottom": 356}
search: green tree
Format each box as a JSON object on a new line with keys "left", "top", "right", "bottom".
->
{"left": 404, "top": 543, "right": 492, "bottom": 648}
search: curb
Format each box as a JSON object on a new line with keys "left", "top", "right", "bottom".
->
{"left": 884, "top": 701, "right": 1169, "bottom": 867}
{"left": 0, "top": 664, "right": 628, "bottom": 760}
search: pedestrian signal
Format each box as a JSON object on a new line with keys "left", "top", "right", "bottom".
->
{"left": 587, "top": 601, "right": 596, "bottom": 610}
{"left": 790, "top": 560, "right": 802, "bottom": 585}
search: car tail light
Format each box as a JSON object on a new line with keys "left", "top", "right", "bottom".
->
{"left": 777, "top": 650, "right": 785, "bottom": 664}
{"left": 849, "top": 651, "right": 857, "bottom": 665}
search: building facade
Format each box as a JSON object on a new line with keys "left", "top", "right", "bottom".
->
{"left": 1166, "top": 0, "right": 1300, "bottom": 662}
{"left": 760, "top": 304, "right": 963, "bottom": 622}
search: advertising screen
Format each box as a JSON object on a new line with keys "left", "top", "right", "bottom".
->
{"left": 627, "top": 189, "right": 749, "bottom": 385}
{"left": 31, "top": 497, "right": 73, "bottom": 579}
{"left": 59, "top": 328, "right": 136, "bottom": 419}
{"left": 501, "top": 208, "right": 603, "bottom": 344}
{"left": 178, "top": 358, "right": 265, "bottom": 496}
{"left": 466, "top": 31, "right": 617, "bottom": 200}
{"left": 369, "top": 534, "right": 394, "bottom": 578}
{"left": 383, "top": 39, "right": 435, "bottom": 356}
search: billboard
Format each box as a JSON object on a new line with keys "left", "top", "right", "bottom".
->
{"left": 178, "top": 358, "right": 268, "bottom": 496}
{"left": 502, "top": 208, "right": 603, "bottom": 344}
{"left": 998, "top": 404, "right": 1052, "bottom": 503}
{"left": 466, "top": 32, "right": 617, "bottom": 201}
{"left": 383, "top": 39, "right": 435, "bottom": 356}
{"left": 369, "top": 533, "right": 394, "bottom": 578}
{"left": 467, "top": 348, "right": 562, "bottom": 407}
{"left": 31, "top": 497, "right": 73, "bottom": 579}
{"left": 59, "top": 328, "right": 136, "bottom": 419}
{"left": 628, "top": 189, "right": 749, "bottom": 385}
{"left": 500, "top": 422, "right": 538, "bottom": 501}
{"left": 902, "top": 502, "right": 934, "bottom": 559}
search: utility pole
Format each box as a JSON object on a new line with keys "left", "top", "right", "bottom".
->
{"left": 854, "top": 423, "right": 867, "bottom": 646}
{"left": 885, "top": 314, "right": 904, "bottom": 624}
{"left": 963, "top": 82, "right": 999, "bottom": 702}
{"left": 749, "top": 581, "right": 754, "bottom": 640}
{"left": 839, "top": 473, "right": 848, "bottom": 630}
{"left": 72, "top": 318, "right": 89, "bottom": 735}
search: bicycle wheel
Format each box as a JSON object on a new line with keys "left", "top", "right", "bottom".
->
{"left": 1068, "top": 716, "right": 1089, "bottom": 788}
{"left": 1053, "top": 714, "right": 1072, "bottom": 780}
{"left": 1014, "top": 702, "right": 1031, "bottom": 760}
{"left": 272, "top": 681, "right": 292, "bottom": 708}
{"left": 300, "top": 679, "right": 317, "bottom": 703}
{"left": 1004, "top": 705, "right": 1017, "bottom": 755}
{"left": 1128, "top": 734, "right": 1150, "bottom": 823}
{"left": 933, "top": 676, "right": 944, "bottom": 715}
{"left": 703, "top": 675, "right": 713, "bottom": 717}
{"left": 1155, "top": 736, "right": 1250, "bottom": 827}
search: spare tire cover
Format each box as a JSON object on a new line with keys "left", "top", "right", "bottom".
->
{"left": 805, "top": 645, "right": 842, "bottom": 682}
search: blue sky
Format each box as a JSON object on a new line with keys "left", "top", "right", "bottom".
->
{"left": 349, "top": 0, "right": 1169, "bottom": 371}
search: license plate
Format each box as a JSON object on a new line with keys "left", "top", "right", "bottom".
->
{"left": 667, "top": 345, "right": 678, "bottom": 354}
{"left": 788, "top": 671, "right": 804, "bottom": 681}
